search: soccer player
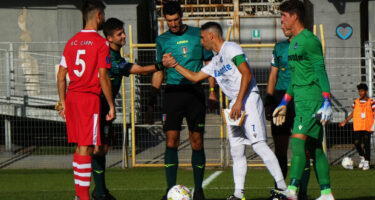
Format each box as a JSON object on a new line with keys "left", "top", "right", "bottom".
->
{"left": 56, "top": 1, "right": 115, "bottom": 200}
{"left": 146, "top": 1, "right": 218, "bottom": 199}
{"left": 339, "top": 83, "right": 375, "bottom": 171}
{"left": 265, "top": 25, "right": 310, "bottom": 200}
{"left": 90, "top": 17, "right": 162, "bottom": 200}
{"left": 271, "top": 0, "right": 334, "bottom": 200}
{"left": 163, "top": 22, "right": 287, "bottom": 200}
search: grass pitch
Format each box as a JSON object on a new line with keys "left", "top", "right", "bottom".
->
{"left": 0, "top": 166, "right": 374, "bottom": 200}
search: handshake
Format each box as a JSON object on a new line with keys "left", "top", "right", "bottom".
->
{"left": 162, "top": 53, "right": 179, "bottom": 68}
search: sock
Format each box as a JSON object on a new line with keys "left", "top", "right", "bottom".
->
{"left": 73, "top": 153, "right": 80, "bottom": 197}
{"left": 289, "top": 138, "right": 306, "bottom": 188}
{"left": 313, "top": 142, "right": 331, "bottom": 189}
{"left": 92, "top": 154, "right": 106, "bottom": 197}
{"left": 192, "top": 149, "right": 206, "bottom": 191}
{"left": 230, "top": 144, "right": 247, "bottom": 198}
{"left": 252, "top": 141, "right": 287, "bottom": 190}
{"left": 74, "top": 154, "right": 92, "bottom": 200}
{"left": 298, "top": 159, "right": 311, "bottom": 195}
{"left": 165, "top": 147, "right": 178, "bottom": 189}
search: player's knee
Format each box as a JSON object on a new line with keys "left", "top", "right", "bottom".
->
{"left": 191, "top": 142, "right": 203, "bottom": 151}
{"left": 166, "top": 139, "right": 179, "bottom": 148}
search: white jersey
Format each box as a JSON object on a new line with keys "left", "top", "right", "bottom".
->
{"left": 201, "top": 42, "right": 259, "bottom": 100}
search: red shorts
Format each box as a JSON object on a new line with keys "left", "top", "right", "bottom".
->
{"left": 65, "top": 91, "right": 101, "bottom": 146}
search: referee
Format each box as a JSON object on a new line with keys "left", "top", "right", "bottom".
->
{"left": 147, "top": 1, "right": 217, "bottom": 200}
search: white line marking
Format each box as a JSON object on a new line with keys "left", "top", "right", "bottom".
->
{"left": 202, "top": 171, "right": 223, "bottom": 188}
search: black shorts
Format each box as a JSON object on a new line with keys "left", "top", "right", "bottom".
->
{"left": 271, "top": 90, "right": 295, "bottom": 136}
{"left": 99, "top": 95, "right": 113, "bottom": 145}
{"left": 163, "top": 84, "right": 206, "bottom": 133}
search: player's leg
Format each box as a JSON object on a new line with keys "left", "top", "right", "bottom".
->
{"left": 353, "top": 131, "right": 366, "bottom": 166}
{"left": 185, "top": 84, "right": 206, "bottom": 200}
{"left": 245, "top": 94, "right": 287, "bottom": 191}
{"left": 298, "top": 150, "right": 312, "bottom": 200}
{"left": 228, "top": 124, "right": 250, "bottom": 199}
{"left": 308, "top": 136, "right": 334, "bottom": 199}
{"left": 75, "top": 145, "right": 94, "bottom": 200}
{"left": 362, "top": 132, "right": 371, "bottom": 170}
{"left": 67, "top": 92, "right": 101, "bottom": 200}
{"left": 92, "top": 96, "right": 116, "bottom": 200}
{"left": 163, "top": 86, "right": 185, "bottom": 195}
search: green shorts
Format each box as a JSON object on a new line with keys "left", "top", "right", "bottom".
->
{"left": 293, "top": 100, "right": 323, "bottom": 139}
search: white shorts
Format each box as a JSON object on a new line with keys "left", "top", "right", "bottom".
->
{"left": 227, "top": 91, "right": 267, "bottom": 146}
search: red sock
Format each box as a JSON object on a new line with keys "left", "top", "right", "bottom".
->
{"left": 74, "top": 154, "right": 92, "bottom": 200}
{"left": 72, "top": 153, "right": 80, "bottom": 197}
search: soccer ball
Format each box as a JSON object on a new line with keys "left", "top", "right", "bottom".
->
{"left": 167, "top": 185, "right": 191, "bottom": 200}
{"left": 341, "top": 156, "right": 353, "bottom": 170}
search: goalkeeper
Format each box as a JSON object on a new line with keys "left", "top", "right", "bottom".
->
{"left": 271, "top": 0, "right": 334, "bottom": 200}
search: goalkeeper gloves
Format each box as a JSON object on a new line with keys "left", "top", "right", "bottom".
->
{"left": 316, "top": 92, "right": 332, "bottom": 125}
{"left": 272, "top": 93, "right": 291, "bottom": 126}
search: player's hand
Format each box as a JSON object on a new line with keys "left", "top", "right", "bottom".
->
{"left": 55, "top": 101, "right": 66, "bottom": 119}
{"left": 339, "top": 120, "right": 346, "bottom": 127}
{"left": 230, "top": 101, "right": 242, "bottom": 120}
{"left": 106, "top": 106, "right": 116, "bottom": 121}
{"left": 316, "top": 96, "right": 332, "bottom": 125}
{"left": 162, "top": 53, "right": 178, "bottom": 68}
{"left": 207, "top": 92, "right": 219, "bottom": 112}
{"left": 272, "top": 105, "right": 287, "bottom": 126}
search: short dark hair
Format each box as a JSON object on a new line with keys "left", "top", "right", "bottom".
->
{"left": 162, "top": 1, "right": 183, "bottom": 17}
{"left": 357, "top": 83, "right": 368, "bottom": 91}
{"left": 103, "top": 18, "right": 124, "bottom": 37}
{"left": 279, "top": 0, "right": 305, "bottom": 23}
{"left": 81, "top": 0, "right": 106, "bottom": 23}
{"left": 201, "top": 22, "right": 223, "bottom": 37}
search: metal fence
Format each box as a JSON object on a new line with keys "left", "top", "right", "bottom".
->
{"left": 0, "top": 37, "right": 374, "bottom": 168}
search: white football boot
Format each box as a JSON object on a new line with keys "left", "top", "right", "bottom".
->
{"left": 315, "top": 193, "right": 335, "bottom": 200}
{"left": 271, "top": 188, "right": 297, "bottom": 200}
{"left": 358, "top": 156, "right": 365, "bottom": 169}
{"left": 362, "top": 160, "right": 370, "bottom": 171}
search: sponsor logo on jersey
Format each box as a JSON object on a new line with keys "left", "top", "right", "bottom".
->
{"left": 294, "top": 42, "right": 298, "bottom": 49}
{"left": 288, "top": 54, "right": 303, "bottom": 61}
{"left": 177, "top": 40, "right": 188, "bottom": 44}
{"left": 214, "top": 64, "right": 232, "bottom": 77}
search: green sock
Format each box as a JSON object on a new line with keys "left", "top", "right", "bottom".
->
{"left": 92, "top": 155, "right": 106, "bottom": 197}
{"left": 192, "top": 149, "right": 206, "bottom": 190}
{"left": 299, "top": 159, "right": 311, "bottom": 195}
{"left": 313, "top": 144, "right": 331, "bottom": 190}
{"left": 289, "top": 138, "right": 306, "bottom": 188}
{"left": 165, "top": 147, "right": 178, "bottom": 189}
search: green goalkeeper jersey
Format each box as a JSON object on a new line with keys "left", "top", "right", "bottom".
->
{"left": 286, "top": 29, "right": 330, "bottom": 102}
{"left": 156, "top": 25, "right": 213, "bottom": 85}
{"left": 271, "top": 39, "right": 291, "bottom": 91}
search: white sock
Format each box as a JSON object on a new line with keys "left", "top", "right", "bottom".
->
{"left": 252, "top": 141, "right": 287, "bottom": 190}
{"left": 230, "top": 144, "right": 247, "bottom": 198}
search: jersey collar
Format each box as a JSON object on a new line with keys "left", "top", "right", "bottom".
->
{"left": 81, "top": 30, "right": 97, "bottom": 33}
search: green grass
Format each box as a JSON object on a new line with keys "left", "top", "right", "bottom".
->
{"left": 0, "top": 167, "right": 374, "bottom": 199}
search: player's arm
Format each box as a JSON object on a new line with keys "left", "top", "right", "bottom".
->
{"left": 205, "top": 59, "right": 219, "bottom": 112}
{"left": 57, "top": 66, "right": 68, "bottom": 119}
{"left": 230, "top": 55, "right": 252, "bottom": 120}
{"left": 99, "top": 68, "right": 116, "bottom": 121}
{"left": 306, "top": 37, "right": 332, "bottom": 124}
{"left": 130, "top": 64, "right": 160, "bottom": 75}
{"left": 339, "top": 112, "right": 353, "bottom": 127}
{"left": 173, "top": 64, "right": 211, "bottom": 83}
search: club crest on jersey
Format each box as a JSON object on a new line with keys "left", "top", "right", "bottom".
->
{"left": 294, "top": 42, "right": 298, "bottom": 50}
{"left": 106, "top": 56, "right": 111, "bottom": 64}
{"left": 182, "top": 47, "right": 187, "bottom": 55}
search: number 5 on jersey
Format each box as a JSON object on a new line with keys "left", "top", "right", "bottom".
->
{"left": 74, "top": 49, "right": 86, "bottom": 77}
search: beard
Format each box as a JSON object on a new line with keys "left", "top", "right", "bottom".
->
{"left": 97, "top": 20, "right": 105, "bottom": 30}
